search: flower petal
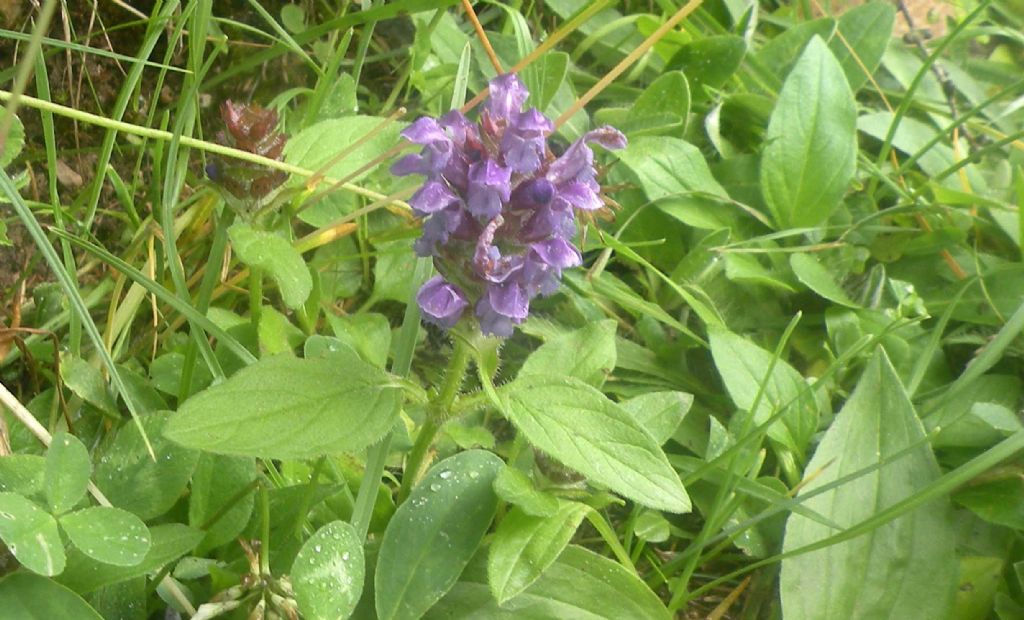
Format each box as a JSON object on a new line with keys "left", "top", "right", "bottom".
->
{"left": 487, "top": 74, "right": 529, "bottom": 122}
{"left": 532, "top": 238, "right": 582, "bottom": 269}
{"left": 558, "top": 180, "right": 603, "bottom": 211}
{"left": 488, "top": 280, "right": 529, "bottom": 319}
{"left": 476, "top": 296, "right": 516, "bottom": 338}
{"left": 402, "top": 117, "right": 448, "bottom": 144}
{"left": 417, "top": 276, "right": 468, "bottom": 329}
{"left": 466, "top": 160, "right": 512, "bottom": 220}
{"left": 409, "top": 180, "right": 459, "bottom": 215}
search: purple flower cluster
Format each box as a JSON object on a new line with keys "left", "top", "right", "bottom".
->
{"left": 392, "top": 74, "right": 626, "bottom": 337}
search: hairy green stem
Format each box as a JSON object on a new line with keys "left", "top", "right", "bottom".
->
{"left": 398, "top": 336, "right": 473, "bottom": 502}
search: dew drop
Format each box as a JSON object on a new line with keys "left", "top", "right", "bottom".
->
{"left": 468, "top": 471, "right": 480, "bottom": 479}
{"left": 438, "top": 470, "right": 453, "bottom": 480}
{"left": 341, "top": 552, "right": 350, "bottom": 561}
{"left": 314, "top": 544, "right": 322, "bottom": 553}
{"left": 429, "top": 483, "right": 442, "bottom": 492}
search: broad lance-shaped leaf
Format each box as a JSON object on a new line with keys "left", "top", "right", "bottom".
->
{"left": 760, "top": 36, "right": 856, "bottom": 229}
{"left": 164, "top": 354, "right": 401, "bottom": 459}
{"left": 780, "top": 349, "right": 956, "bottom": 619}
{"left": 375, "top": 450, "right": 503, "bottom": 620}
{"left": 709, "top": 328, "right": 819, "bottom": 459}
{"left": 616, "top": 135, "right": 731, "bottom": 231}
{"left": 828, "top": 2, "right": 896, "bottom": 91}
{"left": 292, "top": 521, "right": 364, "bottom": 620}
{"left": 228, "top": 222, "right": 312, "bottom": 309}
{"left": 518, "top": 320, "right": 617, "bottom": 388}
{"left": 503, "top": 375, "right": 690, "bottom": 513}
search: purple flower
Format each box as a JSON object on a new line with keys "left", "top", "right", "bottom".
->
{"left": 466, "top": 160, "right": 511, "bottom": 221}
{"left": 475, "top": 296, "right": 516, "bottom": 338}
{"left": 397, "top": 73, "right": 626, "bottom": 337}
{"left": 417, "top": 276, "right": 469, "bottom": 328}
{"left": 487, "top": 74, "right": 529, "bottom": 123}
{"left": 548, "top": 127, "right": 628, "bottom": 186}
{"left": 501, "top": 108, "right": 553, "bottom": 174}
{"left": 409, "top": 180, "right": 459, "bottom": 215}
{"left": 522, "top": 238, "right": 582, "bottom": 297}
{"left": 391, "top": 118, "right": 453, "bottom": 178}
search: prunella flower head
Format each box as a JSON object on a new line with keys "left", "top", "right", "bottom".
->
{"left": 392, "top": 74, "right": 626, "bottom": 337}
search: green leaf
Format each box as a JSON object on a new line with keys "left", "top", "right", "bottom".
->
{"left": 858, "top": 111, "right": 985, "bottom": 190}
{"left": 760, "top": 36, "right": 856, "bottom": 229}
{"left": 86, "top": 577, "right": 146, "bottom": 620}
{"left": 292, "top": 520, "right": 364, "bottom": 620}
{"left": 829, "top": 2, "right": 896, "bottom": 91}
{"left": 373, "top": 240, "right": 420, "bottom": 303}
{"left": 257, "top": 305, "right": 304, "bottom": 355}
{"left": 228, "top": 223, "right": 312, "bottom": 309}
{"left": 709, "top": 328, "right": 818, "bottom": 458}
{"left": 0, "top": 493, "right": 65, "bottom": 576}
{"left": 666, "top": 35, "right": 746, "bottom": 101}
{"left": 284, "top": 115, "right": 403, "bottom": 186}
{"left": 493, "top": 466, "right": 560, "bottom": 518}
{"left": 94, "top": 412, "right": 199, "bottom": 520}
{"left": 149, "top": 352, "right": 212, "bottom": 396}
{"left": 45, "top": 432, "right": 91, "bottom": 514}
{"left": 790, "top": 253, "right": 858, "bottom": 308}
{"left": 57, "top": 524, "right": 204, "bottom": 594}
{"left": 629, "top": 70, "right": 689, "bottom": 134}
{"left": 633, "top": 510, "right": 671, "bottom": 543}
{"left": 280, "top": 3, "right": 306, "bottom": 33}
{"left": 954, "top": 478, "right": 1024, "bottom": 530}
{"left": 780, "top": 350, "right": 956, "bottom": 620}
{"left": 518, "top": 320, "right": 616, "bottom": 387}
{"left": 60, "top": 354, "right": 118, "bottom": 416}
{"left": 488, "top": 501, "right": 591, "bottom": 604}
{"left": 58, "top": 507, "right": 151, "bottom": 567}
{"left": 953, "top": 556, "right": 1003, "bottom": 620}
{"left": 188, "top": 454, "right": 257, "bottom": 551}
{"left": 0, "top": 114, "right": 25, "bottom": 167}
{"left": 523, "top": 51, "right": 568, "bottom": 112}
{"left": 0, "top": 455, "right": 45, "bottom": 497}
{"left": 164, "top": 354, "right": 401, "bottom": 459}
{"left": 619, "top": 391, "right": 693, "bottom": 445}
{"left": 375, "top": 450, "right": 504, "bottom": 620}
{"left": 752, "top": 17, "right": 835, "bottom": 87}
{"left": 615, "top": 136, "right": 731, "bottom": 230}
{"left": 325, "top": 312, "right": 393, "bottom": 369}
{"left": 924, "top": 375, "right": 1022, "bottom": 448}
{"left": 503, "top": 375, "right": 690, "bottom": 513}
{"left": 428, "top": 545, "right": 671, "bottom": 619}
{"left": 0, "top": 572, "right": 103, "bottom": 620}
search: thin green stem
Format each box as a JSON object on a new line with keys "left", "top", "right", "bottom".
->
{"left": 260, "top": 483, "right": 271, "bottom": 576}
{"left": 351, "top": 258, "right": 432, "bottom": 541}
{"left": 398, "top": 335, "right": 473, "bottom": 501}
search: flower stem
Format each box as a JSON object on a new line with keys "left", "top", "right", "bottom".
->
{"left": 350, "top": 258, "right": 431, "bottom": 541}
{"left": 398, "top": 335, "right": 473, "bottom": 501}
